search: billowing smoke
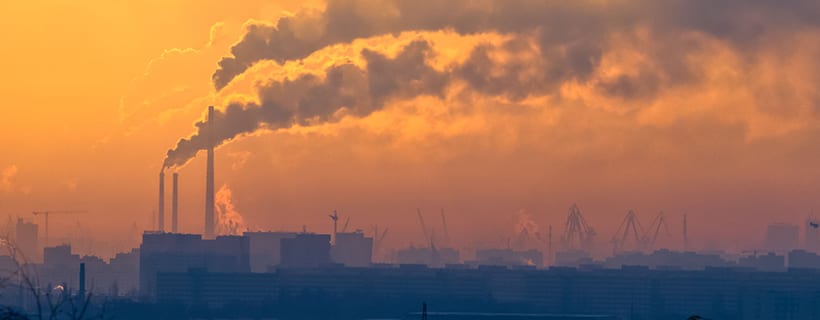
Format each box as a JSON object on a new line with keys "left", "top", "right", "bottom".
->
{"left": 164, "top": 40, "right": 448, "bottom": 168}
{"left": 514, "top": 209, "right": 539, "bottom": 237}
{"left": 163, "top": 33, "right": 617, "bottom": 168}
{"left": 513, "top": 209, "right": 542, "bottom": 250}
{"left": 163, "top": 0, "right": 820, "bottom": 169}
{"left": 212, "top": 0, "right": 820, "bottom": 89}
{"left": 215, "top": 184, "right": 248, "bottom": 235}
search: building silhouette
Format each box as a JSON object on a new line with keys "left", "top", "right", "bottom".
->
{"left": 331, "top": 232, "right": 373, "bottom": 267}
{"left": 280, "top": 234, "right": 331, "bottom": 268}
{"left": 244, "top": 231, "right": 297, "bottom": 272}
{"left": 15, "top": 218, "right": 39, "bottom": 263}
{"left": 151, "top": 263, "right": 820, "bottom": 319}
{"left": 471, "top": 249, "right": 544, "bottom": 268}
{"left": 139, "top": 232, "right": 250, "bottom": 298}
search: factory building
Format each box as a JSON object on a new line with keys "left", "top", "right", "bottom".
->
{"left": 280, "top": 233, "right": 331, "bottom": 268}
{"left": 330, "top": 231, "right": 373, "bottom": 267}
{"left": 244, "top": 231, "right": 298, "bottom": 272}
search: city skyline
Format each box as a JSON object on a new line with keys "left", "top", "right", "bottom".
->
{"left": 2, "top": 0, "right": 820, "bottom": 260}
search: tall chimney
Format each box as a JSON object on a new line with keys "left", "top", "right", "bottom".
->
{"left": 158, "top": 171, "right": 165, "bottom": 232}
{"left": 205, "top": 106, "right": 215, "bottom": 238}
{"left": 172, "top": 172, "right": 179, "bottom": 233}
{"left": 79, "top": 262, "right": 86, "bottom": 297}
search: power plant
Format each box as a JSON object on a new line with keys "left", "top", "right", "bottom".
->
{"left": 156, "top": 106, "right": 216, "bottom": 236}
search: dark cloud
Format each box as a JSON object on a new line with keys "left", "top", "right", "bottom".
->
{"left": 597, "top": 73, "right": 661, "bottom": 100}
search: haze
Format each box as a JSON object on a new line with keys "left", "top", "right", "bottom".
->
{"left": 2, "top": 0, "right": 820, "bottom": 259}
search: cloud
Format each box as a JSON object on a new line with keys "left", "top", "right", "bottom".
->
{"left": 118, "top": 22, "right": 242, "bottom": 133}
{"left": 0, "top": 165, "right": 18, "bottom": 192}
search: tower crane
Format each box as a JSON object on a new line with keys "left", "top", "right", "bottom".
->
{"left": 371, "top": 225, "right": 389, "bottom": 260}
{"left": 562, "top": 204, "right": 596, "bottom": 251}
{"left": 611, "top": 210, "right": 645, "bottom": 253}
{"left": 643, "top": 211, "right": 671, "bottom": 250}
{"left": 440, "top": 209, "right": 451, "bottom": 247}
{"left": 32, "top": 210, "right": 86, "bottom": 246}
{"left": 416, "top": 209, "right": 431, "bottom": 245}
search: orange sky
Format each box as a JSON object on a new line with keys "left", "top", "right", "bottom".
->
{"left": 2, "top": 0, "right": 820, "bottom": 259}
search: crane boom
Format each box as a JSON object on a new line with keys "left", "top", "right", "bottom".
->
{"left": 440, "top": 209, "right": 451, "bottom": 247}
{"left": 646, "top": 211, "right": 671, "bottom": 249}
{"left": 417, "top": 209, "right": 430, "bottom": 245}
{"left": 611, "top": 210, "right": 644, "bottom": 253}
{"left": 32, "top": 210, "right": 87, "bottom": 246}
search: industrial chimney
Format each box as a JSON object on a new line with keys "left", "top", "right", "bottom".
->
{"left": 158, "top": 171, "right": 165, "bottom": 232}
{"left": 172, "top": 172, "right": 179, "bottom": 233}
{"left": 205, "top": 106, "right": 215, "bottom": 238}
{"left": 79, "top": 262, "right": 86, "bottom": 297}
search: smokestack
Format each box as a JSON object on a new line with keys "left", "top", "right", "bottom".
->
{"left": 79, "top": 262, "right": 86, "bottom": 297}
{"left": 205, "top": 106, "right": 215, "bottom": 238}
{"left": 158, "top": 171, "right": 165, "bottom": 232}
{"left": 172, "top": 173, "right": 179, "bottom": 233}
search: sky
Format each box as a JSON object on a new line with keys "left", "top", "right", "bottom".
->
{"left": 1, "top": 0, "right": 820, "bottom": 259}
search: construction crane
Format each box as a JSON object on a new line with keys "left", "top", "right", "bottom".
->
{"left": 611, "top": 210, "right": 645, "bottom": 253}
{"left": 561, "top": 204, "right": 596, "bottom": 251}
{"left": 32, "top": 210, "right": 86, "bottom": 246}
{"left": 341, "top": 216, "right": 351, "bottom": 233}
{"left": 416, "top": 209, "right": 431, "bottom": 245}
{"left": 440, "top": 209, "right": 451, "bottom": 247}
{"left": 371, "top": 225, "right": 389, "bottom": 261}
{"left": 643, "top": 211, "right": 671, "bottom": 250}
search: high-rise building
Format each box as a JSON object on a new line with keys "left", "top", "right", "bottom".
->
{"left": 330, "top": 232, "right": 373, "bottom": 267}
{"left": 15, "top": 218, "right": 39, "bottom": 263}
{"left": 139, "top": 232, "right": 250, "bottom": 298}
{"left": 766, "top": 223, "right": 799, "bottom": 253}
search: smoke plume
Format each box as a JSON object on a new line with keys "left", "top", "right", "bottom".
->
{"left": 215, "top": 184, "right": 248, "bottom": 235}
{"left": 212, "top": 0, "right": 820, "bottom": 89}
{"left": 164, "top": 39, "right": 447, "bottom": 168}
{"left": 163, "top": 0, "right": 820, "bottom": 169}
